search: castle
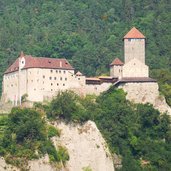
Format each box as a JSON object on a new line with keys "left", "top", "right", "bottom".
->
{"left": 2, "top": 27, "right": 156, "bottom": 104}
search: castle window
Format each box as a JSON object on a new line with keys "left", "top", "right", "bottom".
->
{"left": 78, "top": 78, "right": 80, "bottom": 80}
{"left": 51, "top": 89, "right": 53, "bottom": 91}
{"left": 59, "top": 70, "right": 61, "bottom": 73}
{"left": 63, "top": 84, "right": 65, "bottom": 86}
{"left": 49, "top": 77, "right": 52, "bottom": 80}
{"left": 56, "top": 70, "right": 58, "bottom": 73}
{"left": 63, "top": 71, "right": 66, "bottom": 74}
{"left": 57, "top": 83, "right": 59, "bottom": 86}
{"left": 51, "top": 83, "right": 53, "bottom": 86}
{"left": 128, "top": 39, "right": 131, "bottom": 42}
{"left": 60, "top": 77, "right": 62, "bottom": 81}
{"left": 65, "top": 78, "right": 67, "bottom": 81}
{"left": 43, "top": 75, "right": 45, "bottom": 79}
{"left": 50, "top": 70, "right": 53, "bottom": 73}
{"left": 54, "top": 77, "right": 56, "bottom": 80}
{"left": 43, "top": 81, "right": 44, "bottom": 84}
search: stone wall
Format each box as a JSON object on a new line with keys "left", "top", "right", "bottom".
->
{"left": 118, "top": 82, "right": 171, "bottom": 116}
{"left": 85, "top": 83, "right": 112, "bottom": 96}
{"left": 124, "top": 38, "right": 145, "bottom": 64}
{"left": 122, "top": 58, "right": 149, "bottom": 77}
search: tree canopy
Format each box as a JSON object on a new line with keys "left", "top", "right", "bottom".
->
{"left": 0, "top": 0, "right": 171, "bottom": 95}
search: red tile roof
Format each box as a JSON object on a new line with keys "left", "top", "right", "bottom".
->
{"left": 5, "top": 55, "right": 74, "bottom": 74}
{"left": 124, "top": 27, "right": 145, "bottom": 39}
{"left": 110, "top": 58, "right": 124, "bottom": 66}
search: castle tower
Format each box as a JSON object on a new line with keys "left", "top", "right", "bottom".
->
{"left": 110, "top": 58, "right": 124, "bottom": 79}
{"left": 124, "top": 27, "right": 145, "bottom": 64}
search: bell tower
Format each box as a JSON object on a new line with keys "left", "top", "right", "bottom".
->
{"left": 124, "top": 27, "right": 145, "bottom": 64}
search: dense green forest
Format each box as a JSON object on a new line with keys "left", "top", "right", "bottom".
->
{"left": 1, "top": 90, "right": 170, "bottom": 170}
{"left": 0, "top": 0, "right": 171, "bottom": 95}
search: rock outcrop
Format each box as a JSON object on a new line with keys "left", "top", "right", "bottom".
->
{"left": 0, "top": 121, "right": 115, "bottom": 171}
{"left": 54, "top": 121, "right": 114, "bottom": 171}
{"left": 118, "top": 82, "right": 171, "bottom": 116}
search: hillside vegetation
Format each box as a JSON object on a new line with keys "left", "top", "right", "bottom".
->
{"left": 0, "top": 0, "right": 171, "bottom": 97}
{"left": 1, "top": 90, "right": 170, "bottom": 170}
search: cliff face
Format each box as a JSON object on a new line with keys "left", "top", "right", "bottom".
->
{"left": 0, "top": 121, "right": 115, "bottom": 171}
{"left": 54, "top": 121, "right": 115, "bottom": 171}
{"left": 119, "top": 82, "right": 171, "bottom": 116}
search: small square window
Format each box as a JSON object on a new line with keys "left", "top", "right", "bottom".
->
{"left": 63, "top": 84, "right": 65, "bottom": 86}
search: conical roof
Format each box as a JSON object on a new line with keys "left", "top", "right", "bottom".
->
{"left": 110, "top": 58, "right": 124, "bottom": 66}
{"left": 124, "top": 27, "right": 145, "bottom": 39}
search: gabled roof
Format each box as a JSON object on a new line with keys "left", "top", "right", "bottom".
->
{"left": 110, "top": 58, "right": 124, "bottom": 66}
{"left": 5, "top": 54, "right": 74, "bottom": 74}
{"left": 124, "top": 27, "right": 145, "bottom": 39}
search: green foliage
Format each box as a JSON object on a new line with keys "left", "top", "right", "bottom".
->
{"left": 0, "top": 0, "right": 171, "bottom": 95}
{"left": 47, "top": 125, "right": 60, "bottom": 138}
{"left": 48, "top": 91, "right": 92, "bottom": 123}
{"left": 21, "top": 93, "right": 28, "bottom": 103}
{"left": 151, "top": 69, "right": 171, "bottom": 106}
{"left": 47, "top": 90, "right": 171, "bottom": 170}
{"left": 0, "top": 108, "right": 69, "bottom": 170}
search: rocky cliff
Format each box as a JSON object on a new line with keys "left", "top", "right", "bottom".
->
{"left": 0, "top": 121, "right": 115, "bottom": 171}
{"left": 118, "top": 82, "right": 171, "bottom": 116}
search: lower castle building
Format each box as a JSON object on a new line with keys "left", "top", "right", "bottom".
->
{"left": 2, "top": 27, "right": 156, "bottom": 104}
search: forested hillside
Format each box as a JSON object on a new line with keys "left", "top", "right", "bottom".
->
{"left": 0, "top": 0, "right": 171, "bottom": 94}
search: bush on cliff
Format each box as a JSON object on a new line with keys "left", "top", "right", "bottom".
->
{"left": 0, "top": 107, "right": 69, "bottom": 170}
